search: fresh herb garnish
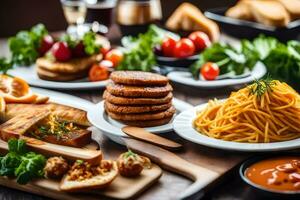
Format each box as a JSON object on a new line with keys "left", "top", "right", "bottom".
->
{"left": 82, "top": 32, "right": 101, "bottom": 55}
{"left": 249, "top": 75, "right": 276, "bottom": 97}
{"left": 123, "top": 150, "right": 137, "bottom": 158}
{"left": 8, "top": 24, "right": 48, "bottom": 66}
{"left": 76, "top": 160, "right": 84, "bottom": 165}
{"left": 0, "top": 139, "right": 46, "bottom": 184}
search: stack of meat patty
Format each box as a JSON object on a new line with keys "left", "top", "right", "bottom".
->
{"left": 103, "top": 71, "right": 176, "bottom": 127}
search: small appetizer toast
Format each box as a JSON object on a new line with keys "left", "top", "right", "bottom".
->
{"left": 60, "top": 160, "right": 118, "bottom": 192}
{"left": 117, "top": 150, "right": 151, "bottom": 177}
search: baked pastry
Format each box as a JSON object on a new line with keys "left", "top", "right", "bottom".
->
{"left": 225, "top": 0, "right": 254, "bottom": 21}
{"left": 166, "top": 2, "right": 220, "bottom": 42}
{"left": 272, "top": 0, "right": 300, "bottom": 20}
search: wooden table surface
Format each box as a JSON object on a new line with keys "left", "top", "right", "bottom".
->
{"left": 0, "top": 28, "right": 265, "bottom": 200}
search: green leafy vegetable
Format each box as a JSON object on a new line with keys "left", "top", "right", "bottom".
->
{"left": 0, "top": 139, "right": 46, "bottom": 184}
{"left": 8, "top": 24, "right": 48, "bottom": 66}
{"left": 82, "top": 32, "right": 101, "bottom": 55}
{"left": 249, "top": 75, "right": 276, "bottom": 97}
{"left": 118, "top": 24, "right": 179, "bottom": 72}
{"left": 190, "top": 43, "right": 247, "bottom": 79}
{"left": 0, "top": 58, "right": 13, "bottom": 74}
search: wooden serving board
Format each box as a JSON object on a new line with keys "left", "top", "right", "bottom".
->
{"left": 0, "top": 138, "right": 163, "bottom": 200}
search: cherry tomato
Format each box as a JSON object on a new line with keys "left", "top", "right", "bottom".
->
{"left": 161, "top": 37, "right": 177, "bottom": 57}
{"left": 72, "top": 41, "right": 86, "bottom": 58}
{"left": 88, "top": 62, "right": 110, "bottom": 82}
{"left": 201, "top": 62, "right": 219, "bottom": 80}
{"left": 105, "top": 49, "right": 123, "bottom": 67}
{"left": 51, "top": 42, "right": 71, "bottom": 62}
{"left": 100, "top": 46, "right": 110, "bottom": 57}
{"left": 174, "top": 38, "right": 195, "bottom": 58}
{"left": 188, "top": 31, "right": 211, "bottom": 52}
{"left": 38, "top": 35, "right": 54, "bottom": 56}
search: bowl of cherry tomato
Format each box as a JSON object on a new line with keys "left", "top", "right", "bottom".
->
{"left": 154, "top": 31, "right": 211, "bottom": 68}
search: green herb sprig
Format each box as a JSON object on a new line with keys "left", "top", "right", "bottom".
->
{"left": 249, "top": 75, "right": 276, "bottom": 97}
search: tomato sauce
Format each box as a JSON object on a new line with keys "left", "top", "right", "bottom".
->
{"left": 245, "top": 157, "right": 300, "bottom": 192}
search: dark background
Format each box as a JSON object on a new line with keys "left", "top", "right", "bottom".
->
{"left": 0, "top": 0, "right": 236, "bottom": 37}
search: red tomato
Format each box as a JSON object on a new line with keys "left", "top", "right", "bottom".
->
{"left": 105, "top": 49, "right": 123, "bottom": 67}
{"left": 51, "top": 42, "right": 71, "bottom": 62}
{"left": 201, "top": 62, "right": 220, "bottom": 80}
{"left": 100, "top": 46, "right": 110, "bottom": 57}
{"left": 72, "top": 41, "right": 86, "bottom": 58}
{"left": 38, "top": 35, "right": 54, "bottom": 56}
{"left": 88, "top": 61, "right": 111, "bottom": 82}
{"left": 161, "top": 37, "right": 177, "bottom": 57}
{"left": 174, "top": 38, "right": 195, "bottom": 58}
{"left": 188, "top": 31, "right": 211, "bottom": 52}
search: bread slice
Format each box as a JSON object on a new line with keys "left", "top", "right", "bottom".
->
{"left": 166, "top": 2, "right": 220, "bottom": 42}
{"left": 225, "top": 0, "right": 254, "bottom": 21}
{"left": 272, "top": 0, "right": 300, "bottom": 20}
{"left": 36, "top": 55, "right": 99, "bottom": 74}
{"left": 37, "top": 66, "right": 87, "bottom": 82}
{"left": 60, "top": 161, "right": 118, "bottom": 192}
{"left": 248, "top": 0, "right": 290, "bottom": 27}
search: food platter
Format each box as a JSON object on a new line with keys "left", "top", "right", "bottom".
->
{"left": 87, "top": 99, "right": 193, "bottom": 145}
{"left": 9, "top": 66, "right": 109, "bottom": 90}
{"left": 173, "top": 102, "right": 300, "bottom": 152}
{"left": 167, "top": 62, "right": 266, "bottom": 88}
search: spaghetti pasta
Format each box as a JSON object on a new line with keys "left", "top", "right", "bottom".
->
{"left": 193, "top": 80, "right": 300, "bottom": 143}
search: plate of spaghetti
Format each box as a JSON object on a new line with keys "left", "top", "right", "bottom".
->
{"left": 173, "top": 78, "right": 300, "bottom": 151}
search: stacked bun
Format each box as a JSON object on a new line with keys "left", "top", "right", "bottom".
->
{"left": 103, "top": 71, "right": 175, "bottom": 127}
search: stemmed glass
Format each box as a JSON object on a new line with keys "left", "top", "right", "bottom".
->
{"left": 61, "top": 0, "right": 87, "bottom": 36}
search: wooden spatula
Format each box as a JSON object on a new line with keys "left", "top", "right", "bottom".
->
{"left": 122, "top": 126, "right": 182, "bottom": 151}
{"left": 123, "top": 138, "right": 219, "bottom": 200}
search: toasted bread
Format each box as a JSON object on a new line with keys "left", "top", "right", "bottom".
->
{"left": 36, "top": 55, "right": 99, "bottom": 74}
{"left": 272, "top": 0, "right": 300, "bottom": 20}
{"left": 4, "top": 103, "right": 91, "bottom": 127}
{"left": 37, "top": 66, "right": 88, "bottom": 82}
{"left": 225, "top": 0, "right": 254, "bottom": 21}
{"left": 166, "top": 2, "right": 220, "bottom": 42}
{"left": 0, "top": 110, "right": 50, "bottom": 141}
{"left": 248, "top": 0, "right": 290, "bottom": 27}
{"left": 60, "top": 161, "right": 118, "bottom": 192}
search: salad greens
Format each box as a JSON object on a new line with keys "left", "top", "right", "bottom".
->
{"left": 117, "top": 25, "right": 179, "bottom": 72}
{"left": 0, "top": 58, "right": 13, "bottom": 74}
{"left": 8, "top": 24, "right": 48, "bottom": 66}
{"left": 60, "top": 31, "right": 101, "bottom": 55}
{"left": 191, "top": 43, "right": 247, "bottom": 78}
{"left": 0, "top": 139, "right": 46, "bottom": 184}
{"left": 191, "top": 35, "right": 300, "bottom": 85}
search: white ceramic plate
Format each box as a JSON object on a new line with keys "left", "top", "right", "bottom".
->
{"left": 31, "top": 87, "right": 95, "bottom": 110}
{"left": 173, "top": 102, "right": 300, "bottom": 152}
{"left": 87, "top": 99, "right": 193, "bottom": 144}
{"left": 167, "top": 62, "right": 267, "bottom": 88}
{"left": 9, "top": 65, "right": 108, "bottom": 90}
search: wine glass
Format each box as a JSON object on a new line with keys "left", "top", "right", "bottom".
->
{"left": 61, "top": 0, "right": 87, "bottom": 36}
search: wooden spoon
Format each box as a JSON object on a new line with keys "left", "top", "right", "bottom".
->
{"left": 122, "top": 126, "right": 182, "bottom": 151}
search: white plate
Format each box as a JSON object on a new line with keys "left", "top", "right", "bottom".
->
{"left": 167, "top": 62, "right": 267, "bottom": 88}
{"left": 173, "top": 102, "right": 300, "bottom": 152}
{"left": 9, "top": 65, "right": 108, "bottom": 90}
{"left": 87, "top": 99, "right": 193, "bottom": 145}
{"left": 31, "top": 87, "right": 95, "bottom": 110}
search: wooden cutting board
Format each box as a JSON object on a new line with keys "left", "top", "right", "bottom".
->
{"left": 0, "top": 139, "right": 162, "bottom": 200}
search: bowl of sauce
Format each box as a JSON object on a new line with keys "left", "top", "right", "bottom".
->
{"left": 240, "top": 155, "right": 300, "bottom": 199}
